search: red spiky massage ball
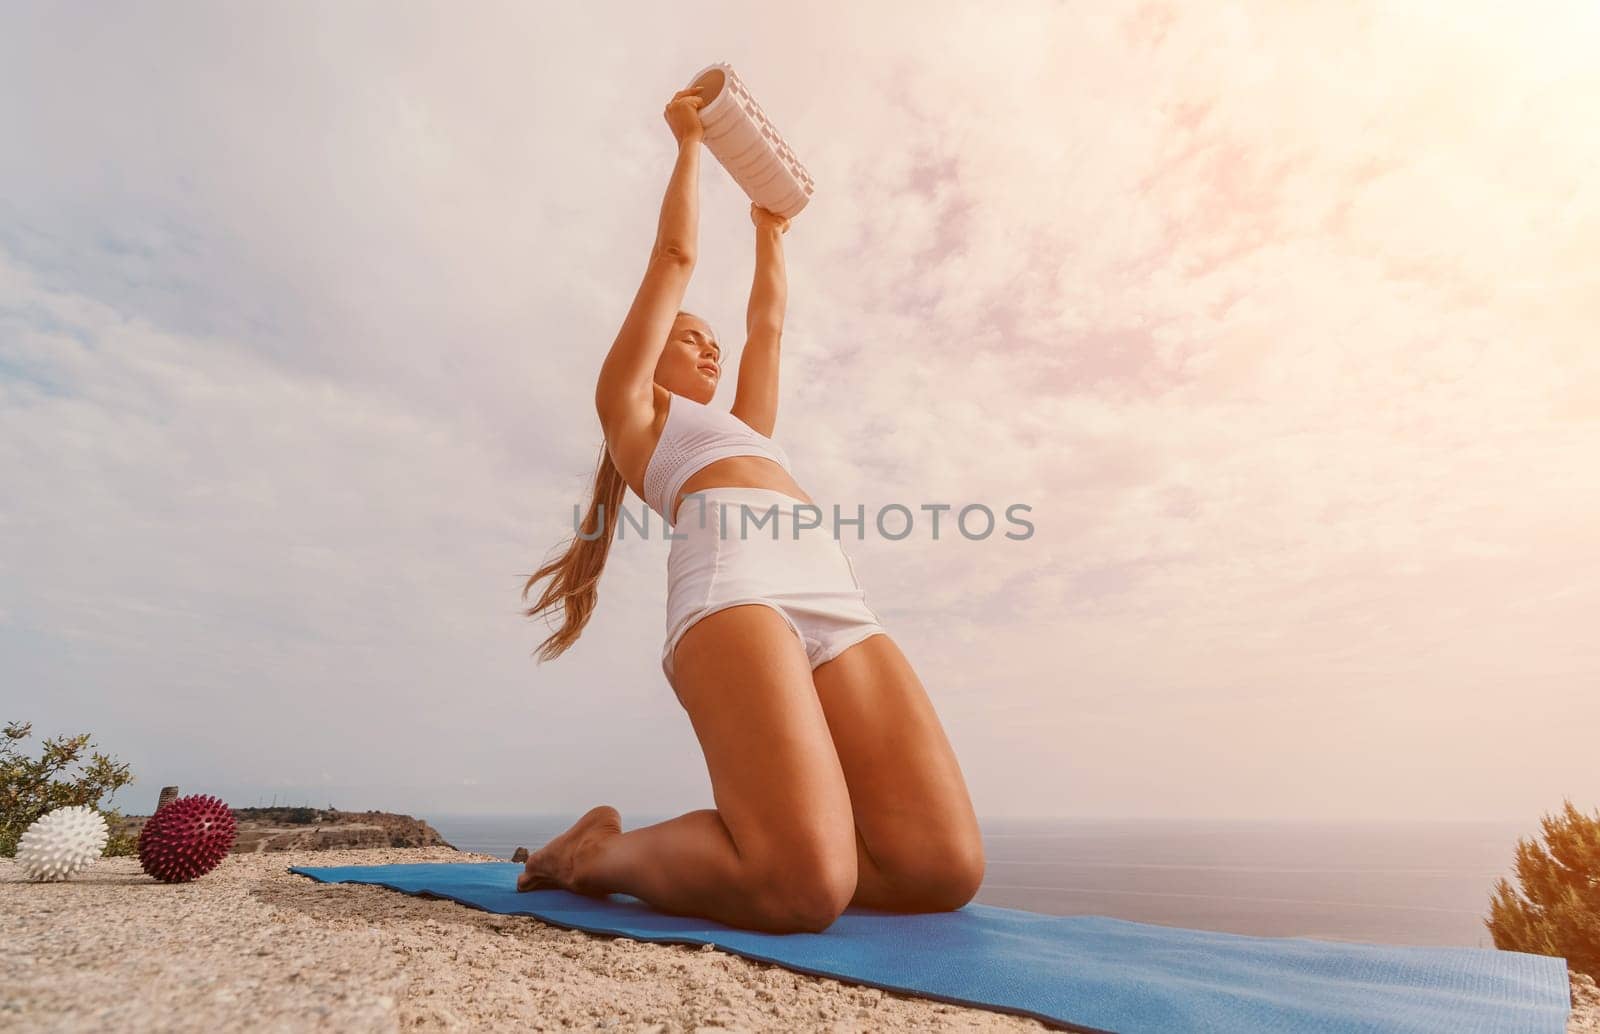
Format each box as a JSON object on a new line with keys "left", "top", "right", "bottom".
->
{"left": 137, "top": 793, "right": 237, "bottom": 883}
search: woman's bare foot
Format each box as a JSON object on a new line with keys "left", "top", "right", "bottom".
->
{"left": 515, "top": 805, "right": 623, "bottom": 894}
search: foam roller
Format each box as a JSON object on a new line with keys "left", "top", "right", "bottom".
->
{"left": 686, "top": 62, "right": 814, "bottom": 220}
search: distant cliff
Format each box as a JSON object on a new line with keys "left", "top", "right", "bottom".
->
{"left": 112, "top": 806, "right": 457, "bottom": 853}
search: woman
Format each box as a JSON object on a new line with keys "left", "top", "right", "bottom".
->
{"left": 516, "top": 84, "right": 985, "bottom": 934}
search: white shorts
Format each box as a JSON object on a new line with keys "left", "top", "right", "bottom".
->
{"left": 662, "top": 486, "right": 888, "bottom": 692}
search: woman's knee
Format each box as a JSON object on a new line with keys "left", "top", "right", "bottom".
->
{"left": 748, "top": 841, "right": 859, "bottom": 932}
{"left": 877, "top": 827, "right": 987, "bottom": 912}
{"left": 925, "top": 839, "right": 987, "bottom": 910}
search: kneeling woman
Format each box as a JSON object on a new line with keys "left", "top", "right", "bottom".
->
{"left": 517, "top": 84, "right": 984, "bottom": 934}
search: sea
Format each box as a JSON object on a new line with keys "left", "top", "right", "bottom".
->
{"left": 426, "top": 813, "right": 1530, "bottom": 949}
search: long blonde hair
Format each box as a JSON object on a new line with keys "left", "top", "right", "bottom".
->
{"left": 523, "top": 310, "right": 704, "bottom": 662}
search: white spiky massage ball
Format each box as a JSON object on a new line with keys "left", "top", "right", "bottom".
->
{"left": 16, "top": 805, "right": 110, "bottom": 881}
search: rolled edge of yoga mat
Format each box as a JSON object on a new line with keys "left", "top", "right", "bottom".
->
{"left": 687, "top": 61, "right": 814, "bottom": 220}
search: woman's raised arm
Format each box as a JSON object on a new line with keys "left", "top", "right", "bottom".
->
{"left": 594, "top": 88, "right": 706, "bottom": 436}
{"left": 730, "top": 204, "right": 790, "bottom": 437}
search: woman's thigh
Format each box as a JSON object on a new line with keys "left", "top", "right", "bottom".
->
{"left": 809, "top": 633, "right": 985, "bottom": 892}
{"left": 671, "top": 603, "right": 858, "bottom": 885}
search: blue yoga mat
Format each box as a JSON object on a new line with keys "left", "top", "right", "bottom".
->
{"left": 289, "top": 861, "right": 1569, "bottom": 1033}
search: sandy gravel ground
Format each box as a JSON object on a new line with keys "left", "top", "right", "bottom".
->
{"left": 1572, "top": 972, "right": 1600, "bottom": 1034}
{"left": 2, "top": 846, "right": 1589, "bottom": 1033}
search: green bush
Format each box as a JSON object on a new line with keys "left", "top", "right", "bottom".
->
{"left": 1, "top": 720, "right": 137, "bottom": 858}
{"left": 1486, "top": 798, "right": 1600, "bottom": 979}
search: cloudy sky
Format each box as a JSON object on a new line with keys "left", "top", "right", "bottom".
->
{"left": 2, "top": 2, "right": 1595, "bottom": 824}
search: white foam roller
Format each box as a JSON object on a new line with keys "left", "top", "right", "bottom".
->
{"left": 686, "top": 62, "right": 814, "bottom": 220}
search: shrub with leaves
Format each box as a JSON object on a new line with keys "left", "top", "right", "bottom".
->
{"left": 1486, "top": 798, "right": 1600, "bottom": 979}
{"left": 1, "top": 721, "right": 137, "bottom": 858}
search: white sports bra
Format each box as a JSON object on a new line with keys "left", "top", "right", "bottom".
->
{"left": 641, "top": 391, "right": 793, "bottom": 523}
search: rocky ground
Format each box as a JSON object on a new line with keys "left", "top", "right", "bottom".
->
{"left": 2, "top": 845, "right": 1590, "bottom": 1033}
{"left": 2, "top": 846, "right": 1049, "bottom": 1033}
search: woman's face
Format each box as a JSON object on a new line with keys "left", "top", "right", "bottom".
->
{"left": 655, "top": 313, "right": 721, "bottom": 402}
